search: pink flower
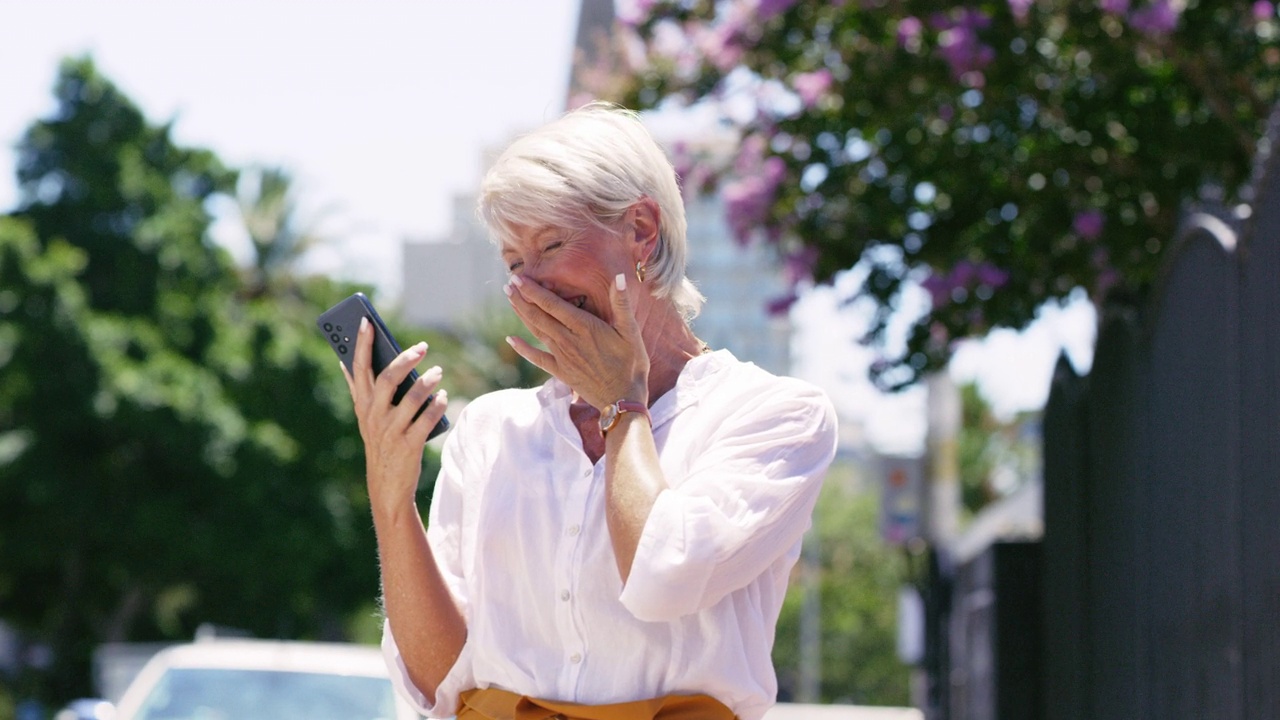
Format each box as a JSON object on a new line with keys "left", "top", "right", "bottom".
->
{"left": 722, "top": 159, "right": 785, "bottom": 244}
{"left": 783, "top": 246, "right": 818, "bottom": 284}
{"left": 617, "top": 0, "right": 658, "bottom": 27}
{"left": 792, "top": 69, "right": 833, "bottom": 108}
{"left": 756, "top": 0, "right": 799, "bottom": 21}
{"left": 1008, "top": 0, "right": 1035, "bottom": 22}
{"left": 950, "top": 259, "right": 978, "bottom": 286}
{"left": 897, "top": 16, "right": 924, "bottom": 51}
{"left": 1073, "top": 209, "right": 1105, "bottom": 240}
{"left": 1129, "top": 0, "right": 1180, "bottom": 35}
{"left": 922, "top": 273, "right": 953, "bottom": 307}
{"left": 680, "top": 162, "right": 714, "bottom": 202}
{"left": 1254, "top": 1, "right": 1274, "bottom": 20}
{"left": 932, "top": 9, "right": 995, "bottom": 79}
{"left": 1099, "top": 0, "right": 1129, "bottom": 14}
{"left": 975, "top": 262, "right": 1010, "bottom": 288}
{"left": 765, "top": 291, "right": 799, "bottom": 316}
{"left": 733, "top": 133, "right": 768, "bottom": 174}
{"left": 694, "top": 24, "right": 745, "bottom": 72}
{"left": 693, "top": 4, "right": 753, "bottom": 72}
{"left": 922, "top": 260, "right": 1009, "bottom": 307}
{"left": 723, "top": 137, "right": 786, "bottom": 244}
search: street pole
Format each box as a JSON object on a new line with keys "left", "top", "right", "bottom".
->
{"left": 924, "top": 371, "right": 962, "bottom": 547}
{"left": 921, "top": 371, "right": 961, "bottom": 720}
{"left": 797, "top": 529, "right": 821, "bottom": 703}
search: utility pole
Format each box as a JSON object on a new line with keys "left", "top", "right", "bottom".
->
{"left": 921, "top": 371, "right": 962, "bottom": 720}
{"left": 797, "top": 529, "right": 821, "bottom": 702}
{"left": 925, "top": 372, "right": 962, "bottom": 547}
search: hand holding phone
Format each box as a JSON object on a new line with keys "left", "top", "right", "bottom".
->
{"left": 317, "top": 292, "right": 450, "bottom": 440}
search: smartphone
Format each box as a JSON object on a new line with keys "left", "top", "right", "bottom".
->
{"left": 317, "top": 292, "right": 450, "bottom": 440}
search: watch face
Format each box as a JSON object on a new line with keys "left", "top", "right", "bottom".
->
{"left": 599, "top": 403, "right": 619, "bottom": 432}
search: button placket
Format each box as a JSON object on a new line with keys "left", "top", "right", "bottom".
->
{"left": 553, "top": 460, "right": 594, "bottom": 694}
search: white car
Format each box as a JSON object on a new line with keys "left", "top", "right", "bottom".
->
{"left": 108, "top": 638, "right": 420, "bottom": 720}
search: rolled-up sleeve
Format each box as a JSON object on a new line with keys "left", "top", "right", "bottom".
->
{"left": 381, "top": 405, "right": 478, "bottom": 717}
{"left": 619, "top": 382, "right": 838, "bottom": 622}
{"left": 383, "top": 619, "right": 475, "bottom": 718}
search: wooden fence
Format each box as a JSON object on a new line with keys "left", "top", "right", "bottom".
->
{"left": 1037, "top": 119, "right": 1280, "bottom": 719}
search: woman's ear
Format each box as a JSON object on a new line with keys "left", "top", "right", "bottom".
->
{"left": 630, "top": 196, "right": 661, "bottom": 262}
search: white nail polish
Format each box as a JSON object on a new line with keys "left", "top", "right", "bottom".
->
{"left": 615, "top": 273, "right": 626, "bottom": 291}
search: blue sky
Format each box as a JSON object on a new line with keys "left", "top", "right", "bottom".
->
{"left": 0, "top": 0, "right": 1095, "bottom": 453}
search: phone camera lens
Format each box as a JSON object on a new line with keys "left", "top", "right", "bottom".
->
{"left": 323, "top": 322, "right": 333, "bottom": 332}
{"left": 338, "top": 345, "right": 348, "bottom": 354}
{"left": 343, "top": 336, "right": 350, "bottom": 343}
{"left": 336, "top": 324, "right": 344, "bottom": 332}
{"left": 331, "top": 333, "right": 341, "bottom": 343}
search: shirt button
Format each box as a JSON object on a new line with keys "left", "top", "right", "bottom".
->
{"left": 567, "top": 524, "right": 580, "bottom": 537}
{"left": 569, "top": 652, "right": 582, "bottom": 664}
{"left": 560, "top": 590, "right": 571, "bottom": 601}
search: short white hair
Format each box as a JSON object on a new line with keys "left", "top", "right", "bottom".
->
{"left": 477, "top": 102, "right": 704, "bottom": 321}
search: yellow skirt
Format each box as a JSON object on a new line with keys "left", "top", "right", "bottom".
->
{"left": 457, "top": 687, "right": 737, "bottom": 720}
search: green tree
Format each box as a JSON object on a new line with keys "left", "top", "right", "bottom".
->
{"left": 772, "top": 459, "right": 911, "bottom": 706}
{"left": 957, "top": 381, "right": 1040, "bottom": 517}
{"left": 0, "top": 57, "right": 405, "bottom": 707}
{"left": 233, "top": 165, "right": 330, "bottom": 299}
{"left": 599, "top": 0, "right": 1278, "bottom": 387}
{"left": 423, "top": 302, "right": 550, "bottom": 402}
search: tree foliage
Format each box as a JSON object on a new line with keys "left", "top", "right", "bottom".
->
{"left": 599, "top": 0, "right": 1280, "bottom": 388}
{"left": 0, "top": 57, "right": 442, "bottom": 707}
{"left": 956, "top": 382, "right": 1041, "bottom": 517}
{"left": 233, "top": 165, "right": 332, "bottom": 299}
{"left": 772, "top": 460, "right": 911, "bottom": 706}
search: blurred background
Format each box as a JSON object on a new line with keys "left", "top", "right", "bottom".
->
{"left": 2, "top": 1, "right": 1277, "bottom": 719}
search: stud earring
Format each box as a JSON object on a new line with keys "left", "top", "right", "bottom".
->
{"left": 635, "top": 261, "right": 647, "bottom": 283}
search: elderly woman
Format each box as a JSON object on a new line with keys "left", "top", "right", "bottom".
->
{"left": 343, "top": 103, "right": 837, "bottom": 720}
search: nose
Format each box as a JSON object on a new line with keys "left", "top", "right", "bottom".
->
{"left": 516, "top": 262, "right": 554, "bottom": 291}
{"left": 505, "top": 268, "right": 554, "bottom": 300}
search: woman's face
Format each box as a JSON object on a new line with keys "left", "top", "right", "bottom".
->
{"left": 500, "top": 221, "right": 633, "bottom": 325}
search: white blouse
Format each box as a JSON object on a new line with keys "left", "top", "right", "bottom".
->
{"left": 382, "top": 349, "right": 838, "bottom": 720}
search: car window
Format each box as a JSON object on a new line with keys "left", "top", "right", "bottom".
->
{"left": 134, "top": 667, "right": 400, "bottom": 720}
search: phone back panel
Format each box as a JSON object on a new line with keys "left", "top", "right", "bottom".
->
{"left": 317, "top": 293, "right": 449, "bottom": 439}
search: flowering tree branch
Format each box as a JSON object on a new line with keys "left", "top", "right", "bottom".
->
{"left": 588, "top": 0, "right": 1280, "bottom": 389}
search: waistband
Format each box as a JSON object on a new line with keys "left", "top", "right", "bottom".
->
{"left": 457, "top": 687, "right": 737, "bottom": 720}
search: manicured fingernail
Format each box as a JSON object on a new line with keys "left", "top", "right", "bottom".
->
{"left": 509, "top": 274, "right": 523, "bottom": 287}
{"left": 503, "top": 280, "right": 513, "bottom": 297}
{"left": 615, "top": 273, "right": 626, "bottom": 291}
{"left": 436, "top": 389, "right": 448, "bottom": 402}
{"left": 424, "top": 365, "right": 442, "bottom": 381}
{"left": 360, "top": 317, "right": 368, "bottom": 332}
{"left": 505, "top": 336, "right": 516, "bottom": 348}
{"left": 413, "top": 342, "right": 427, "bottom": 355}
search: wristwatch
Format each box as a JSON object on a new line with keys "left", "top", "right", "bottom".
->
{"left": 599, "top": 400, "right": 651, "bottom": 435}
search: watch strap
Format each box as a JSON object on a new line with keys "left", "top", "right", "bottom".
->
{"left": 600, "top": 400, "right": 651, "bottom": 435}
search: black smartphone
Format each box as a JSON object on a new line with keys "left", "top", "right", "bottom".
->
{"left": 317, "top": 292, "right": 450, "bottom": 440}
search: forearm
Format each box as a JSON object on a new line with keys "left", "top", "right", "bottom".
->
{"left": 603, "top": 413, "right": 667, "bottom": 582}
{"left": 372, "top": 498, "right": 467, "bottom": 706}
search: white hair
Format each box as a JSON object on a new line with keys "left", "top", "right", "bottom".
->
{"left": 477, "top": 102, "right": 704, "bottom": 321}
